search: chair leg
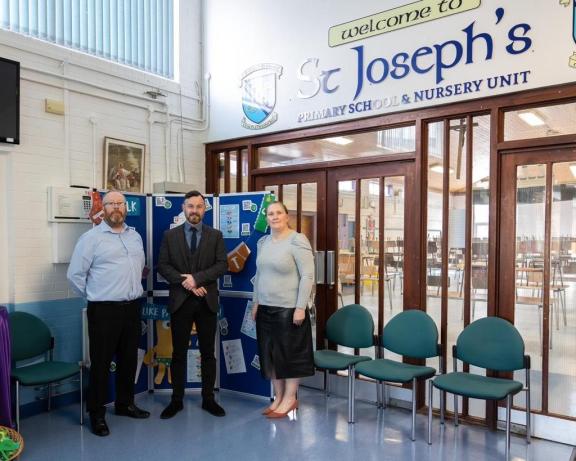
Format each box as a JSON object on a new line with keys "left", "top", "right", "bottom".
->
{"left": 47, "top": 383, "right": 52, "bottom": 411}
{"left": 411, "top": 377, "right": 416, "bottom": 441}
{"left": 80, "top": 366, "right": 84, "bottom": 425}
{"left": 15, "top": 380, "right": 20, "bottom": 432}
{"left": 325, "top": 370, "right": 330, "bottom": 397}
{"left": 506, "top": 394, "right": 512, "bottom": 459}
{"left": 348, "top": 364, "right": 356, "bottom": 424}
{"left": 454, "top": 395, "right": 459, "bottom": 426}
{"left": 381, "top": 381, "right": 386, "bottom": 409}
{"left": 376, "top": 380, "right": 382, "bottom": 409}
{"left": 526, "top": 370, "right": 531, "bottom": 444}
{"left": 440, "top": 390, "right": 445, "bottom": 425}
{"left": 428, "top": 380, "right": 433, "bottom": 445}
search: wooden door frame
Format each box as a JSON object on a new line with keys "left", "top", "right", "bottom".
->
{"left": 498, "top": 144, "right": 576, "bottom": 418}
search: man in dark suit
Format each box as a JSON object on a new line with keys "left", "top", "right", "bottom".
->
{"left": 157, "top": 190, "right": 228, "bottom": 418}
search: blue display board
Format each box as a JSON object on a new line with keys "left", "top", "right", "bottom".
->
{"left": 218, "top": 296, "right": 270, "bottom": 397}
{"left": 141, "top": 297, "right": 201, "bottom": 391}
{"left": 217, "top": 192, "right": 272, "bottom": 398}
{"left": 217, "top": 192, "right": 271, "bottom": 292}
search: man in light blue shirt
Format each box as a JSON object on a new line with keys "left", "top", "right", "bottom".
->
{"left": 67, "top": 191, "right": 150, "bottom": 437}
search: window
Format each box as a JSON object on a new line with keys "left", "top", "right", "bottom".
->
{"left": 1, "top": 0, "right": 174, "bottom": 79}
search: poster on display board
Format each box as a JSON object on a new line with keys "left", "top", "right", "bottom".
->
{"left": 141, "top": 297, "right": 202, "bottom": 391}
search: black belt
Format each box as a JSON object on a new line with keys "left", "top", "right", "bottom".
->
{"left": 88, "top": 299, "right": 140, "bottom": 306}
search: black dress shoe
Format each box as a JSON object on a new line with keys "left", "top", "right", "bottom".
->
{"left": 115, "top": 404, "right": 150, "bottom": 419}
{"left": 202, "top": 399, "right": 225, "bottom": 417}
{"left": 160, "top": 401, "right": 183, "bottom": 419}
{"left": 90, "top": 416, "right": 110, "bottom": 437}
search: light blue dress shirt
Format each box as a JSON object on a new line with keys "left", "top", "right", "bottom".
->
{"left": 67, "top": 221, "right": 145, "bottom": 302}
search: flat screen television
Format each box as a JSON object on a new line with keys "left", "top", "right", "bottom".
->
{"left": 0, "top": 57, "right": 20, "bottom": 144}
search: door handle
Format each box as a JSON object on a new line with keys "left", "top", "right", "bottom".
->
{"left": 315, "top": 251, "right": 325, "bottom": 284}
{"left": 327, "top": 251, "right": 335, "bottom": 286}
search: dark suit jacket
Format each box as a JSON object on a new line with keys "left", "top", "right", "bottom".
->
{"left": 157, "top": 223, "right": 228, "bottom": 314}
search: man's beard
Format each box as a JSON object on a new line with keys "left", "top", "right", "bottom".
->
{"left": 187, "top": 213, "right": 201, "bottom": 224}
{"left": 105, "top": 211, "right": 125, "bottom": 226}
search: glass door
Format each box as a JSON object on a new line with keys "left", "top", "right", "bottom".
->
{"left": 326, "top": 161, "right": 418, "bottom": 356}
{"left": 500, "top": 147, "right": 576, "bottom": 425}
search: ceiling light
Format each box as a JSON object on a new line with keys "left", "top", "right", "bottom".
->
{"left": 429, "top": 164, "right": 454, "bottom": 174}
{"left": 518, "top": 110, "right": 545, "bottom": 127}
{"left": 325, "top": 136, "right": 353, "bottom": 146}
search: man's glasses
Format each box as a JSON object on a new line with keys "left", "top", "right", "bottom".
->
{"left": 103, "top": 202, "right": 126, "bottom": 208}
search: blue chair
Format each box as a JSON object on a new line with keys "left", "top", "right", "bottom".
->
{"left": 356, "top": 309, "right": 440, "bottom": 440}
{"left": 427, "top": 317, "right": 531, "bottom": 459}
{"left": 314, "top": 304, "right": 375, "bottom": 423}
{"left": 9, "top": 312, "right": 83, "bottom": 430}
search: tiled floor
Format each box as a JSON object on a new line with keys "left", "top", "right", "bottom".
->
{"left": 17, "top": 388, "right": 575, "bottom": 461}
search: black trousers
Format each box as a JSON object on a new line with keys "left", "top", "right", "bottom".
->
{"left": 170, "top": 296, "right": 217, "bottom": 402}
{"left": 86, "top": 300, "right": 141, "bottom": 417}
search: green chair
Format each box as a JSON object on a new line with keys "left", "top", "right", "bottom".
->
{"left": 314, "top": 304, "right": 375, "bottom": 423}
{"left": 427, "top": 317, "right": 531, "bottom": 459}
{"left": 9, "top": 311, "right": 83, "bottom": 430}
{"left": 356, "top": 309, "right": 440, "bottom": 441}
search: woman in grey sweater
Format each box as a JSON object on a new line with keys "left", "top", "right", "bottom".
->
{"left": 251, "top": 201, "right": 315, "bottom": 418}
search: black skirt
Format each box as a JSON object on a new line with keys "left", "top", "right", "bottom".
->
{"left": 256, "top": 305, "right": 315, "bottom": 380}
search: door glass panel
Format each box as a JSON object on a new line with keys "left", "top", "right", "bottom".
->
{"left": 302, "top": 182, "right": 318, "bottom": 349}
{"left": 257, "top": 126, "right": 415, "bottom": 168}
{"left": 469, "top": 114, "right": 490, "bottom": 418}
{"left": 383, "top": 176, "right": 404, "bottom": 361}
{"left": 338, "top": 180, "right": 357, "bottom": 309}
{"left": 360, "top": 178, "right": 379, "bottom": 343}
{"left": 549, "top": 162, "right": 576, "bottom": 418}
{"left": 229, "top": 151, "right": 238, "bottom": 193}
{"left": 218, "top": 152, "right": 225, "bottom": 193}
{"left": 338, "top": 180, "right": 357, "bottom": 355}
{"left": 504, "top": 101, "right": 576, "bottom": 141}
{"left": 426, "top": 121, "right": 444, "bottom": 361}
{"left": 514, "top": 163, "right": 546, "bottom": 412}
{"left": 241, "top": 149, "right": 249, "bottom": 192}
{"left": 447, "top": 119, "right": 467, "bottom": 370}
{"left": 283, "top": 184, "right": 297, "bottom": 230}
{"left": 471, "top": 116, "right": 490, "bottom": 323}
{"left": 383, "top": 177, "right": 404, "bottom": 318}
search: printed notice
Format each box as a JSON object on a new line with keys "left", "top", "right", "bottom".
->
{"left": 187, "top": 349, "right": 202, "bottom": 382}
{"left": 240, "top": 300, "right": 257, "bottom": 339}
{"left": 251, "top": 354, "right": 261, "bottom": 370}
{"left": 135, "top": 348, "right": 145, "bottom": 383}
{"left": 220, "top": 204, "right": 240, "bottom": 239}
{"left": 222, "top": 339, "right": 247, "bottom": 374}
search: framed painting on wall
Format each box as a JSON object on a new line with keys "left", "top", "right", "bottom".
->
{"left": 103, "top": 137, "right": 145, "bottom": 193}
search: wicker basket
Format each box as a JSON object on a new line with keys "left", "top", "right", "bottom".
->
{"left": 0, "top": 426, "right": 23, "bottom": 461}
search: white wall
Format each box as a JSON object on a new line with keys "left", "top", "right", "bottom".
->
{"left": 0, "top": 0, "right": 208, "bottom": 307}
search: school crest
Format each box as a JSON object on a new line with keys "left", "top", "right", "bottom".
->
{"left": 240, "top": 63, "right": 283, "bottom": 129}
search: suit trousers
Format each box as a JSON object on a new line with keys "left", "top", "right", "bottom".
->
{"left": 170, "top": 296, "right": 217, "bottom": 402}
{"left": 86, "top": 300, "right": 141, "bottom": 417}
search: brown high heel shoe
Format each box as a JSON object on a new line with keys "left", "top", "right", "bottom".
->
{"left": 261, "top": 406, "right": 276, "bottom": 415}
{"left": 266, "top": 400, "right": 298, "bottom": 419}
